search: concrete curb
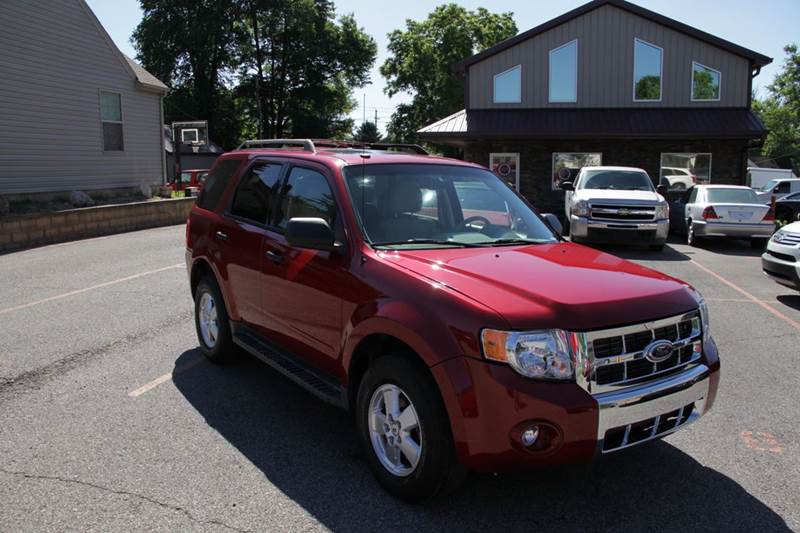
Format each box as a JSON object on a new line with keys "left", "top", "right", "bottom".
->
{"left": 0, "top": 198, "right": 196, "bottom": 253}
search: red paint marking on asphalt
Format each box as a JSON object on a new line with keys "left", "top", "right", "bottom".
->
{"left": 741, "top": 431, "right": 784, "bottom": 454}
{"left": 128, "top": 357, "right": 205, "bottom": 397}
{"left": 690, "top": 259, "right": 800, "bottom": 332}
{"left": 0, "top": 264, "right": 183, "bottom": 315}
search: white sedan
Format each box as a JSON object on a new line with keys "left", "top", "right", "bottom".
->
{"left": 685, "top": 185, "right": 774, "bottom": 248}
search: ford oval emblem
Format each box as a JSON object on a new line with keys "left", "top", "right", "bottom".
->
{"left": 643, "top": 339, "right": 674, "bottom": 363}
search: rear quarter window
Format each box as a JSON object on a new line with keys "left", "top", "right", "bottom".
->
{"left": 197, "top": 159, "right": 242, "bottom": 211}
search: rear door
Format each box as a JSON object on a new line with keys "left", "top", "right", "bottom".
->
{"left": 216, "top": 161, "right": 285, "bottom": 329}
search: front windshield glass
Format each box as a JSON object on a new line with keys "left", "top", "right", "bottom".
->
{"left": 706, "top": 188, "right": 759, "bottom": 204}
{"left": 759, "top": 179, "right": 778, "bottom": 192}
{"left": 344, "top": 164, "right": 558, "bottom": 248}
{"left": 580, "top": 170, "right": 654, "bottom": 191}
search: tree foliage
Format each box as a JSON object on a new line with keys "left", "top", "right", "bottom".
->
{"left": 753, "top": 44, "right": 800, "bottom": 172}
{"left": 132, "top": 0, "right": 376, "bottom": 148}
{"left": 354, "top": 121, "right": 382, "bottom": 143}
{"left": 380, "top": 4, "right": 517, "bottom": 143}
{"left": 634, "top": 75, "right": 661, "bottom": 100}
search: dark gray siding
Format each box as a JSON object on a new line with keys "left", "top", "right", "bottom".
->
{"left": 468, "top": 4, "right": 751, "bottom": 109}
{"left": 0, "top": 0, "right": 164, "bottom": 195}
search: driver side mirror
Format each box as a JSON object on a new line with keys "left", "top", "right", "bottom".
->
{"left": 286, "top": 217, "right": 336, "bottom": 252}
{"left": 560, "top": 182, "right": 574, "bottom": 191}
{"left": 542, "top": 213, "right": 563, "bottom": 236}
{"left": 656, "top": 184, "right": 669, "bottom": 196}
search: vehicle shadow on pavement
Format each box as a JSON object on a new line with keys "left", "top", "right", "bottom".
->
{"left": 777, "top": 294, "right": 800, "bottom": 311}
{"left": 172, "top": 349, "right": 790, "bottom": 532}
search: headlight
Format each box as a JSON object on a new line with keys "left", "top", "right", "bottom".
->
{"left": 481, "top": 329, "right": 574, "bottom": 380}
{"left": 689, "top": 288, "right": 710, "bottom": 342}
{"left": 654, "top": 202, "right": 669, "bottom": 220}
{"left": 571, "top": 200, "right": 589, "bottom": 217}
{"left": 772, "top": 230, "right": 786, "bottom": 243}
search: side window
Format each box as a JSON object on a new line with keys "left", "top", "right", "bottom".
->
{"left": 197, "top": 159, "right": 242, "bottom": 211}
{"left": 776, "top": 182, "right": 790, "bottom": 194}
{"left": 688, "top": 188, "right": 698, "bottom": 204}
{"left": 230, "top": 163, "right": 284, "bottom": 224}
{"left": 277, "top": 167, "right": 337, "bottom": 229}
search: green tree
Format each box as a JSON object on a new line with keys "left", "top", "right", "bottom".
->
{"left": 692, "top": 70, "right": 718, "bottom": 100}
{"left": 381, "top": 4, "right": 517, "bottom": 143}
{"left": 753, "top": 44, "right": 800, "bottom": 172}
{"left": 354, "top": 121, "right": 382, "bottom": 143}
{"left": 634, "top": 75, "right": 661, "bottom": 100}
{"left": 133, "top": 0, "right": 242, "bottom": 148}
{"left": 238, "top": 0, "right": 376, "bottom": 139}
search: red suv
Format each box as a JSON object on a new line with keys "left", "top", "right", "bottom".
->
{"left": 185, "top": 139, "right": 719, "bottom": 502}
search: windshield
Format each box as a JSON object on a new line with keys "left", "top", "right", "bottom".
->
{"left": 759, "top": 179, "right": 778, "bottom": 192}
{"left": 344, "top": 164, "right": 558, "bottom": 248}
{"left": 706, "top": 188, "right": 759, "bottom": 204}
{"left": 579, "top": 170, "right": 654, "bottom": 191}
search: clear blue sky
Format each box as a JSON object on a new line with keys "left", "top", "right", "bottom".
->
{"left": 87, "top": 0, "right": 798, "bottom": 133}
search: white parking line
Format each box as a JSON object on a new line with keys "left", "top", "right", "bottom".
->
{"left": 0, "top": 264, "right": 183, "bottom": 316}
{"left": 128, "top": 356, "right": 205, "bottom": 397}
{"left": 690, "top": 259, "right": 800, "bottom": 332}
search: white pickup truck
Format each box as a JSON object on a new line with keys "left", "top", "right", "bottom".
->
{"left": 563, "top": 166, "right": 670, "bottom": 251}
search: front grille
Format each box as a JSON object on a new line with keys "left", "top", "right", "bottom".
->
{"left": 777, "top": 231, "right": 800, "bottom": 246}
{"left": 603, "top": 402, "right": 695, "bottom": 452}
{"left": 767, "top": 249, "right": 797, "bottom": 263}
{"left": 582, "top": 311, "right": 703, "bottom": 393}
{"left": 591, "top": 204, "right": 655, "bottom": 221}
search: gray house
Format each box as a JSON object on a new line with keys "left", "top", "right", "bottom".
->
{"left": 419, "top": 0, "right": 772, "bottom": 213}
{"left": 0, "top": 0, "right": 168, "bottom": 197}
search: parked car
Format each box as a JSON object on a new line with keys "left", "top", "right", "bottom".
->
{"left": 186, "top": 140, "right": 718, "bottom": 502}
{"left": 775, "top": 192, "right": 800, "bottom": 223}
{"left": 684, "top": 185, "right": 774, "bottom": 248}
{"left": 762, "top": 221, "right": 800, "bottom": 290}
{"left": 562, "top": 166, "right": 670, "bottom": 251}
{"left": 755, "top": 178, "right": 800, "bottom": 205}
{"left": 747, "top": 167, "right": 796, "bottom": 190}
{"left": 168, "top": 168, "right": 210, "bottom": 191}
{"left": 659, "top": 167, "right": 696, "bottom": 191}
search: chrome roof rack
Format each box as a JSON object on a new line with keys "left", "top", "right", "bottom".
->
{"left": 236, "top": 139, "right": 316, "bottom": 152}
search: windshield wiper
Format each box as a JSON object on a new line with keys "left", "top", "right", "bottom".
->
{"left": 478, "top": 238, "right": 551, "bottom": 246}
{"left": 371, "top": 238, "right": 484, "bottom": 248}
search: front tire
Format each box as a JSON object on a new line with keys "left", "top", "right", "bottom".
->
{"left": 356, "top": 355, "right": 463, "bottom": 502}
{"left": 194, "top": 277, "right": 238, "bottom": 364}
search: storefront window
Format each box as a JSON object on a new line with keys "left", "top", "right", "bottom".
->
{"left": 552, "top": 153, "right": 602, "bottom": 190}
{"left": 659, "top": 153, "right": 712, "bottom": 191}
{"left": 489, "top": 153, "right": 520, "bottom": 190}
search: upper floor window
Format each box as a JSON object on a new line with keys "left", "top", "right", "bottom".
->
{"left": 633, "top": 38, "right": 662, "bottom": 101}
{"left": 549, "top": 40, "right": 578, "bottom": 103}
{"left": 493, "top": 65, "right": 521, "bottom": 103}
{"left": 692, "top": 62, "right": 721, "bottom": 101}
{"left": 100, "top": 91, "right": 124, "bottom": 151}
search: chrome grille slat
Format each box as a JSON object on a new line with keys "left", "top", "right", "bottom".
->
{"left": 589, "top": 204, "right": 656, "bottom": 222}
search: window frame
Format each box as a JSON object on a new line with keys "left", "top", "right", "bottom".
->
{"left": 273, "top": 162, "right": 344, "bottom": 238}
{"left": 690, "top": 61, "right": 722, "bottom": 102}
{"left": 552, "top": 152, "right": 603, "bottom": 191}
{"left": 99, "top": 89, "right": 124, "bottom": 152}
{"left": 225, "top": 159, "right": 288, "bottom": 228}
{"left": 632, "top": 38, "right": 664, "bottom": 103}
{"left": 489, "top": 152, "right": 520, "bottom": 191}
{"left": 548, "top": 39, "right": 578, "bottom": 103}
{"left": 659, "top": 152, "right": 713, "bottom": 187}
{"left": 493, "top": 64, "right": 522, "bottom": 104}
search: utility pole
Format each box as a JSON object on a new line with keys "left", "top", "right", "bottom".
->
{"left": 374, "top": 108, "right": 378, "bottom": 126}
{"left": 363, "top": 94, "right": 366, "bottom": 125}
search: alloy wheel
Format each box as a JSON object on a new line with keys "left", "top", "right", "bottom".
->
{"left": 198, "top": 291, "right": 219, "bottom": 348}
{"left": 368, "top": 384, "right": 423, "bottom": 477}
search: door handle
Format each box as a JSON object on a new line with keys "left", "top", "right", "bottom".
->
{"left": 215, "top": 231, "right": 229, "bottom": 241}
{"left": 266, "top": 250, "right": 284, "bottom": 264}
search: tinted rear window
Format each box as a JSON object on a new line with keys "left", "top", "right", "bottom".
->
{"left": 197, "top": 159, "right": 242, "bottom": 211}
{"left": 706, "top": 188, "right": 758, "bottom": 204}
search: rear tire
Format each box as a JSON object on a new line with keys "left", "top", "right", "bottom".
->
{"left": 687, "top": 220, "right": 700, "bottom": 247}
{"left": 194, "top": 276, "right": 238, "bottom": 364}
{"left": 356, "top": 354, "right": 464, "bottom": 502}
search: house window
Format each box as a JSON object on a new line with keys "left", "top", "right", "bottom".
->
{"left": 692, "top": 62, "right": 721, "bottom": 101}
{"left": 100, "top": 91, "right": 123, "bottom": 151}
{"left": 489, "top": 153, "right": 520, "bottom": 190}
{"left": 493, "top": 65, "right": 521, "bottom": 104}
{"left": 181, "top": 128, "right": 200, "bottom": 143}
{"left": 660, "top": 153, "right": 712, "bottom": 190}
{"left": 552, "top": 153, "right": 602, "bottom": 190}
{"left": 633, "top": 38, "right": 663, "bottom": 101}
{"left": 549, "top": 39, "right": 578, "bottom": 103}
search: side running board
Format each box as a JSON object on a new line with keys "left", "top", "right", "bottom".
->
{"left": 231, "top": 322, "right": 347, "bottom": 409}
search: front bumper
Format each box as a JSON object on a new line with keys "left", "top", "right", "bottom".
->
{"left": 432, "top": 339, "right": 719, "bottom": 472}
{"left": 570, "top": 215, "right": 669, "bottom": 244}
{"left": 693, "top": 220, "right": 774, "bottom": 238}
{"left": 762, "top": 248, "right": 800, "bottom": 290}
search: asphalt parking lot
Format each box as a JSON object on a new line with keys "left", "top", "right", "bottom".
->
{"left": 1, "top": 225, "right": 798, "bottom": 532}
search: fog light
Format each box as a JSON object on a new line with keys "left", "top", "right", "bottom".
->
{"left": 521, "top": 426, "right": 540, "bottom": 447}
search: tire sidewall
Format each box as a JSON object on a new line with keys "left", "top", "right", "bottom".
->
{"left": 194, "top": 278, "right": 234, "bottom": 362}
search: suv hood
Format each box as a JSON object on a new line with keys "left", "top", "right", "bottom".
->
{"left": 381, "top": 242, "right": 697, "bottom": 331}
{"left": 575, "top": 189, "right": 662, "bottom": 204}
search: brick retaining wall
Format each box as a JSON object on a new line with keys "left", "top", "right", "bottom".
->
{"left": 0, "top": 198, "right": 195, "bottom": 253}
